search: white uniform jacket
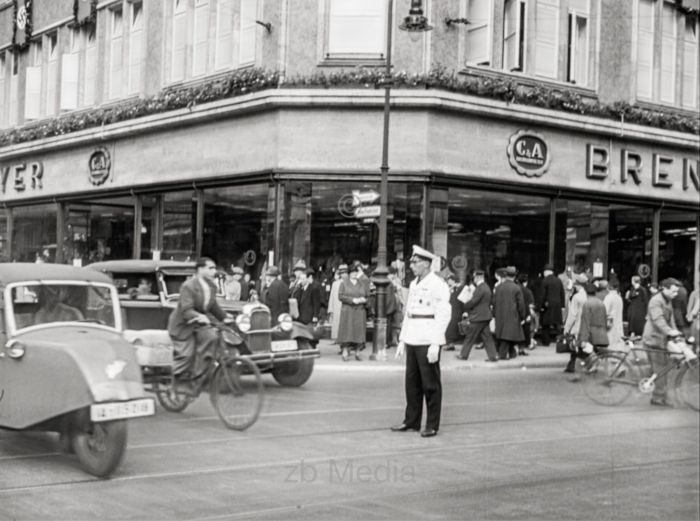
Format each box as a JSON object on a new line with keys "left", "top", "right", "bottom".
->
{"left": 399, "top": 271, "right": 451, "bottom": 346}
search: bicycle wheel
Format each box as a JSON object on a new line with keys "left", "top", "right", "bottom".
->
{"left": 675, "top": 361, "right": 700, "bottom": 411}
{"left": 583, "top": 353, "right": 635, "bottom": 406}
{"left": 155, "top": 379, "right": 195, "bottom": 413}
{"left": 210, "top": 356, "right": 263, "bottom": 430}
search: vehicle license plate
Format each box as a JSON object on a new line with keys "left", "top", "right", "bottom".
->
{"left": 90, "top": 398, "right": 155, "bottom": 422}
{"left": 271, "top": 340, "right": 298, "bottom": 352}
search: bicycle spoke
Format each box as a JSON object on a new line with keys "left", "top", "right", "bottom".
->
{"left": 210, "top": 357, "right": 264, "bottom": 430}
{"left": 583, "top": 354, "right": 634, "bottom": 406}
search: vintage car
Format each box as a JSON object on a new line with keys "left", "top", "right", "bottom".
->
{"left": 0, "top": 263, "right": 154, "bottom": 478}
{"left": 87, "top": 260, "right": 319, "bottom": 387}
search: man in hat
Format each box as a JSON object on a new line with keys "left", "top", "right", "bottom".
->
{"left": 538, "top": 263, "right": 566, "bottom": 346}
{"left": 224, "top": 265, "right": 244, "bottom": 301}
{"left": 563, "top": 272, "right": 589, "bottom": 373}
{"left": 391, "top": 245, "right": 451, "bottom": 438}
{"left": 492, "top": 266, "right": 527, "bottom": 360}
{"left": 261, "top": 265, "right": 289, "bottom": 323}
{"left": 457, "top": 269, "right": 498, "bottom": 362}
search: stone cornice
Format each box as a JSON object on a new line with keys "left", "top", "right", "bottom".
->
{"left": 0, "top": 89, "right": 698, "bottom": 161}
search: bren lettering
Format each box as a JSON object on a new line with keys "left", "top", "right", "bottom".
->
{"left": 585, "top": 145, "right": 699, "bottom": 191}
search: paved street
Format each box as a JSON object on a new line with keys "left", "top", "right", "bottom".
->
{"left": 1, "top": 357, "right": 698, "bottom": 521}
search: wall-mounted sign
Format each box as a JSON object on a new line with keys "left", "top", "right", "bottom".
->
{"left": 1, "top": 162, "right": 43, "bottom": 194}
{"left": 88, "top": 147, "right": 111, "bottom": 186}
{"left": 507, "top": 130, "right": 551, "bottom": 177}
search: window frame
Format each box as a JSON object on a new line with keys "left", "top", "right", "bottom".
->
{"left": 566, "top": 0, "right": 590, "bottom": 86}
{"left": 503, "top": 0, "right": 526, "bottom": 72}
{"left": 321, "top": 0, "right": 388, "bottom": 64}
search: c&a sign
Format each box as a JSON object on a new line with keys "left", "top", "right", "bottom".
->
{"left": 507, "top": 130, "right": 551, "bottom": 177}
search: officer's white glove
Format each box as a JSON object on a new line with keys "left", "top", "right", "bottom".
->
{"left": 395, "top": 342, "right": 405, "bottom": 359}
{"left": 427, "top": 344, "right": 440, "bottom": 363}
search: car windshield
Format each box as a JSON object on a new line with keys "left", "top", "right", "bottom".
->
{"left": 10, "top": 283, "right": 118, "bottom": 330}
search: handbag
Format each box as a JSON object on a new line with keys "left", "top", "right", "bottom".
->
{"left": 556, "top": 333, "right": 576, "bottom": 354}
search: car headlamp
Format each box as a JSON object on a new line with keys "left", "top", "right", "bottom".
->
{"left": 235, "top": 314, "right": 251, "bottom": 333}
{"left": 278, "top": 313, "right": 293, "bottom": 332}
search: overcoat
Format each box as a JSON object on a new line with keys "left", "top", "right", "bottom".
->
{"left": 463, "top": 282, "right": 492, "bottom": 323}
{"left": 261, "top": 278, "right": 289, "bottom": 322}
{"left": 168, "top": 277, "right": 227, "bottom": 340}
{"left": 626, "top": 286, "right": 649, "bottom": 335}
{"left": 337, "top": 279, "right": 369, "bottom": 344}
{"left": 539, "top": 274, "right": 565, "bottom": 326}
{"left": 327, "top": 278, "right": 343, "bottom": 340}
{"left": 444, "top": 285, "right": 464, "bottom": 344}
{"left": 293, "top": 281, "right": 322, "bottom": 325}
{"left": 492, "top": 279, "right": 526, "bottom": 342}
{"left": 604, "top": 290, "right": 625, "bottom": 350}
{"left": 578, "top": 296, "right": 610, "bottom": 347}
{"left": 642, "top": 292, "right": 677, "bottom": 348}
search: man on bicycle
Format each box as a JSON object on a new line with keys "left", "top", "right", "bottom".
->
{"left": 642, "top": 277, "right": 682, "bottom": 407}
{"left": 169, "top": 257, "right": 233, "bottom": 380}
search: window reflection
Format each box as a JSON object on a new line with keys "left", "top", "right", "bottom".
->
{"left": 659, "top": 209, "right": 697, "bottom": 292}
{"left": 163, "top": 191, "right": 195, "bottom": 261}
{"left": 12, "top": 204, "right": 58, "bottom": 263}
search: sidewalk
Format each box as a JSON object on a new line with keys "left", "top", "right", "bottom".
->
{"left": 314, "top": 339, "right": 566, "bottom": 372}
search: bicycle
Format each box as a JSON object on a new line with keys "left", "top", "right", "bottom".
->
{"left": 582, "top": 335, "right": 699, "bottom": 410}
{"left": 154, "top": 323, "right": 264, "bottom": 430}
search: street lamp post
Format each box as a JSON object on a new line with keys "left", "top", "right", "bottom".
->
{"left": 371, "top": 0, "right": 432, "bottom": 360}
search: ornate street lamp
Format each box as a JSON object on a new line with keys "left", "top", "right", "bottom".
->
{"left": 371, "top": 0, "right": 432, "bottom": 360}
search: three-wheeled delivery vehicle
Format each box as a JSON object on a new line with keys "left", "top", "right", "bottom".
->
{"left": 0, "top": 264, "right": 154, "bottom": 477}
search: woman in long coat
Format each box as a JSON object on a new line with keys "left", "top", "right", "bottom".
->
{"left": 337, "top": 264, "right": 369, "bottom": 361}
{"left": 625, "top": 276, "right": 649, "bottom": 336}
{"left": 327, "top": 264, "right": 348, "bottom": 341}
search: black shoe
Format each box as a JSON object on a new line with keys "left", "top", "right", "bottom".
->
{"left": 444, "top": 345, "right": 456, "bottom": 351}
{"left": 390, "top": 423, "right": 419, "bottom": 432}
{"left": 650, "top": 398, "right": 671, "bottom": 407}
{"left": 563, "top": 366, "right": 575, "bottom": 373}
{"left": 518, "top": 350, "right": 529, "bottom": 356}
{"left": 420, "top": 428, "right": 438, "bottom": 438}
{"left": 455, "top": 354, "right": 469, "bottom": 360}
{"left": 475, "top": 344, "right": 484, "bottom": 350}
{"left": 484, "top": 358, "right": 498, "bottom": 363}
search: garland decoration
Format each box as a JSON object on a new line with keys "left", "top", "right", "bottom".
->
{"left": 0, "top": 67, "right": 697, "bottom": 148}
{"left": 73, "top": 0, "right": 97, "bottom": 29}
{"left": 12, "top": 0, "right": 33, "bottom": 52}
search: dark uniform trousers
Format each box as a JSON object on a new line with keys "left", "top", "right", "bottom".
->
{"left": 403, "top": 344, "right": 442, "bottom": 431}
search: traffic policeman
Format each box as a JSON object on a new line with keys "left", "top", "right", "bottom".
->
{"left": 391, "top": 245, "right": 451, "bottom": 438}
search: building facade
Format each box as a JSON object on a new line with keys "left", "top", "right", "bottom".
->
{"left": 0, "top": 0, "right": 698, "bottom": 294}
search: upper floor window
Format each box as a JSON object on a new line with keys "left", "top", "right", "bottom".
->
{"left": 567, "top": 0, "right": 590, "bottom": 86}
{"left": 129, "top": 1, "right": 144, "bottom": 93}
{"left": 682, "top": 16, "right": 698, "bottom": 108}
{"left": 636, "top": 0, "right": 698, "bottom": 107}
{"left": 109, "top": 4, "right": 124, "bottom": 99}
{"left": 466, "top": 0, "right": 492, "bottom": 66}
{"left": 46, "top": 32, "right": 59, "bottom": 116}
{"left": 0, "top": 52, "right": 6, "bottom": 128}
{"left": 503, "top": 0, "right": 526, "bottom": 72}
{"left": 326, "top": 0, "right": 387, "bottom": 58}
{"left": 534, "top": 0, "right": 559, "bottom": 79}
{"left": 25, "top": 40, "right": 42, "bottom": 120}
{"left": 169, "top": 0, "right": 258, "bottom": 85}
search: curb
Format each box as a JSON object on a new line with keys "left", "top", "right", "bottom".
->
{"left": 314, "top": 357, "right": 565, "bottom": 372}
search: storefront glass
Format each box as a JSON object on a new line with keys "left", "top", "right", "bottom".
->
{"left": 278, "top": 181, "right": 423, "bottom": 282}
{"left": 608, "top": 205, "right": 653, "bottom": 290}
{"left": 659, "top": 209, "right": 698, "bottom": 292}
{"left": 12, "top": 204, "right": 58, "bottom": 262}
{"left": 64, "top": 197, "right": 135, "bottom": 265}
{"left": 0, "top": 210, "right": 9, "bottom": 262}
{"left": 446, "top": 188, "right": 550, "bottom": 284}
{"left": 162, "top": 191, "right": 196, "bottom": 261}
{"left": 202, "top": 184, "right": 274, "bottom": 279}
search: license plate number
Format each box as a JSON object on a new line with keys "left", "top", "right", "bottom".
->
{"left": 90, "top": 398, "right": 155, "bottom": 422}
{"left": 271, "top": 340, "right": 298, "bottom": 352}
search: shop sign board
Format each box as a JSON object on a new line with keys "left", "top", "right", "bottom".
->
{"left": 354, "top": 205, "right": 381, "bottom": 218}
{"left": 88, "top": 147, "right": 111, "bottom": 186}
{"left": 352, "top": 189, "right": 380, "bottom": 205}
{"left": 507, "top": 130, "right": 551, "bottom": 177}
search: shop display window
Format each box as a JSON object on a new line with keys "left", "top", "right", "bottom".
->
{"left": 445, "top": 188, "right": 550, "bottom": 284}
{"left": 659, "top": 209, "right": 698, "bottom": 293}
{"left": 11, "top": 204, "right": 58, "bottom": 263}
{"left": 202, "top": 184, "right": 274, "bottom": 279}
{"left": 162, "top": 191, "right": 196, "bottom": 261}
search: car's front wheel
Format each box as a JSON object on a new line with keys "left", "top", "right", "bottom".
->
{"left": 71, "top": 419, "right": 127, "bottom": 478}
{"left": 271, "top": 339, "right": 315, "bottom": 387}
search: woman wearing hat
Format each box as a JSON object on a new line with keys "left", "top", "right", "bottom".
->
{"left": 337, "top": 263, "right": 369, "bottom": 361}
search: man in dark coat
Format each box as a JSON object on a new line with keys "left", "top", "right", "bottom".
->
{"left": 261, "top": 265, "right": 289, "bottom": 322}
{"left": 538, "top": 263, "right": 565, "bottom": 346}
{"left": 293, "top": 268, "right": 322, "bottom": 325}
{"left": 169, "top": 257, "right": 232, "bottom": 377}
{"left": 444, "top": 273, "right": 464, "bottom": 350}
{"left": 492, "top": 266, "right": 526, "bottom": 360}
{"left": 457, "top": 269, "right": 498, "bottom": 362}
